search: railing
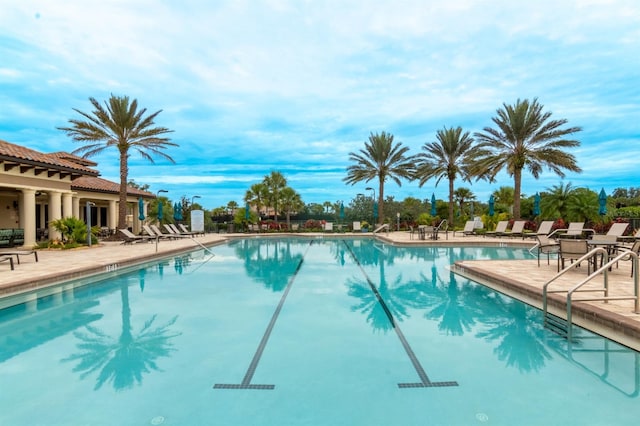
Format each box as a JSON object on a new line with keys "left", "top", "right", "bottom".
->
{"left": 373, "top": 223, "right": 389, "bottom": 234}
{"left": 436, "top": 219, "right": 448, "bottom": 240}
{"left": 542, "top": 247, "right": 640, "bottom": 340}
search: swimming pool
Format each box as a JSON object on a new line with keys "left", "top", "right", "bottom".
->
{"left": 1, "top": 237, "right": 638, "bottom": 425}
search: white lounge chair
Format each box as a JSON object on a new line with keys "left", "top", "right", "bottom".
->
{"left": 455, "top": 221, "right": 476, "bottom": 236}
{"left": 504, "top": 220, "right": 526, "bottom": 238}
{"left": 485, "top": 221, "right": 509, "bottom": 237}
{"left": 526, "top": 220, "right": 555, "bottom": 238}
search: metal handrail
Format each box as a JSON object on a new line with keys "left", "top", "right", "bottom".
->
{"left": 436, "top": 219, "right": 448, "bottom": 240}
{"left": 542, "top": 247, "right": 640, "bottom": 340}
{"left": 373, "top": 223, "right": 389, "bottom": 234}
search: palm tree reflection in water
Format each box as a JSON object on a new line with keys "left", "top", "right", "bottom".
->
{"left": 345, "top": 242, "right": 551, "bottom": 373}
{"left": 63, "top": 276, "right": 181, "bottom": 391}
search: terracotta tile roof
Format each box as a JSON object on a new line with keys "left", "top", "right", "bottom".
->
{"left": 0, "top": 139, "right": 98, "bottom": 176}
{"left": 72, "top": 176, "right": 155, "bottom": 198}
{"left": 48, "top": 151, "right": 98, "bottom": 167}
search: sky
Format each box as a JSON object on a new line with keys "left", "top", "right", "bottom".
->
{"left": 1, "top": 0, "right": 639, "bottom": 210}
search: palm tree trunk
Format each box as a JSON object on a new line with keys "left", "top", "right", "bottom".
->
{"left": 118, "top": 151, "right": 128, "bottom": 230}
{"left": 378, "top": 180, "right": 384, "bottom": 226}
{"left": 448, "top": 177, "right": 455, "bottom": 225}
{"left": 513, "top": 168, "right": 522, "bottom": 219}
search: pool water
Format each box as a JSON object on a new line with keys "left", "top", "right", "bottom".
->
{"left": 1, "top": 237, "right": 639, "bottom": 425}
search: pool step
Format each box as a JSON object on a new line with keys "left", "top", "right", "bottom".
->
{"left": 544, "top": 313, "right": 569, "bottom": 338}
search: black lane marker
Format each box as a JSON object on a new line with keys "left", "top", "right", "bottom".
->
{"left": 343, "top": 240, "right": 458, "bottom": 389}
{"left": 214, "top": 241, "right": 313, "bottom": 390}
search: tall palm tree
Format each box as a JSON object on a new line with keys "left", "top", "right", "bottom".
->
{"left": 58, "top": 95, "right": 176, "bottom": 230}
{"left": 414, "top": 126, "right": 476, "bottom": 225}
{"left": 472, "top": 98, "right": 582, "bottom": 219}
{"left": 344, "top": 131, "right": 416, "bottom": 224}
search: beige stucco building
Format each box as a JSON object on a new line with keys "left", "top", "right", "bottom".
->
{"left": 0, "top": 139, "right": 155, "bottom": 247}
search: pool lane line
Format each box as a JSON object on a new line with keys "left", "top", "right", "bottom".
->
{"left": 342, "top": 240, "right": 458, "bottom": 389}
{"left": 214, "top": 240, "right": 313, "bottom": 390}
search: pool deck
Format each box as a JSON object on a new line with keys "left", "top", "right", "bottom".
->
{"left": 2, "top": 230, "right": 640, "bottom": 350}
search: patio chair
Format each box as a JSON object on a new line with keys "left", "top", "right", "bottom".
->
{"left": 455, "top": 221, "right": 476, "bottom": 237}
{"left": 485, "top": 221, "right": 509, "bottom": 237}
{"left": 535, "top": 235, "right": 560, "bottom": 266}
{"left": 615, "top": 241, "right": 640, "bottom": 277}
{"left": 0, "top": 255, "right": 14, "bottom": 270}
{"left": 119, "top": 229, "right": 154, "bottom": 244}
{"left": 558, "top": 239, "right": 595, "bottom": 273}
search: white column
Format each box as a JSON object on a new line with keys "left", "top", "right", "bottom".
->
{"left": 108, "top": 200, "right": 117, "bottom": 233}
{"left": 72, "top": 195, "right": 80, "bottom": 219}
{"left": 20, "top": 188, "right": 37, "bottom": 247}
{"left": 62, "top": 192, "right": 73, "bottom": 218}
{"left": 48, "top": 191, "right": 62, "bottom": 241}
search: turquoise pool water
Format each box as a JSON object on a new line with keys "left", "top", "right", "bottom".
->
{"left": 1, "top": 237, "right": 639, "bottom": 425}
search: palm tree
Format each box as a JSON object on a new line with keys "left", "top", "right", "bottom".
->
{"left": 58, "top": 95, "right": 176, "bottom": 230}
{"left": 280, "top": 187, "right": 304, "bottom": 229}
{"left": 263, "top": 171, "right": 287, "bottom": 224}
{"left": 472, "top": 98, "right": 582, "bottom": 219}
{"left": 344, "top": 131, "right": 416, "bottom": 224}
{"left": 414, "top": 126, "right": 476, "bottom": 225}
{"left": 245, "top": 182, "right": 268, "bottom": 218}
{"left": 453, "top": 187, "right": 476, "bottom": 218}
{"left": 540, "top": 182, "right": 575, "bottom": 220}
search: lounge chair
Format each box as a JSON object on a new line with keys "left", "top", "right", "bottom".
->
{"left": 617, "top": 228, "right": 640, "bottom": 244}
{"left": 485, "top": 221, "right": 509, "bottom": 237}
{"left": 605, "top": 222, "right": 629, "bottom": 239}
{"left": 353, "top": 221, "right": 361, "bottom": 232}
{"left": 119, "top": 229, "right": 154, "bottom": 244}
{"left": 525, "top": 221, "right": 555, "bottom": 238}
{"left": 149, "top": 225, "right": 179, "bottom": 239}
{"left": 504, "top": 220, "right": 526, "bottom": 238}
{"left": 552, "top": 222, "right": 594, "bottom": 239}
{"left": 0, "top": 255, "right": 14, "bottom": 270}
{"left": 164, "top": 224, "right": 190, "bottom": 237}
{"left": 179, "top": 223, "right": 203, "bottom": 236}
{"left": 455, "top": 221, "right": 477, "bottom": 237}
{"left": 0, "top": 249, "right": 38, "bottom": 264}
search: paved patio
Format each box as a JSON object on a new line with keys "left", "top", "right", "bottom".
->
{"left": 2, "top": 229, "right": 640, "bottom": 350}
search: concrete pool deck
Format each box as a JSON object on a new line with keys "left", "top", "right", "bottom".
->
{"left": 2, "top": 229, "right": 640, "bottom": 350}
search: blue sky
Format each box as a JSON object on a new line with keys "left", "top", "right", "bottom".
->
{"left": 1, "top": 0, "right": 639, "bottom": 210}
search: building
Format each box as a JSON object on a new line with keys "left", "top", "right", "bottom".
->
{"left": 0, "top": 139, "right": 155, "bottom": 247}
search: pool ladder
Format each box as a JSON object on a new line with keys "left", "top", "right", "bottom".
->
{"left": 542, "top": 247, "right": 640, "bottom": 340}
